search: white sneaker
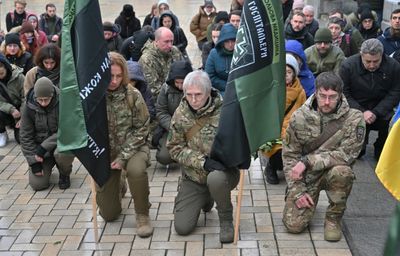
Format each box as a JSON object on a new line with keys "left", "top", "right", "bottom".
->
{"left": 0, "top": 132, "right": 8, "bottom": 147}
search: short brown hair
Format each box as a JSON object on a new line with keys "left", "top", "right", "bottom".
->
{"left": 34, "top": 43, "right": 61, "bottom": 69}
{"left": 315, "top": 72, "right": 343, "bottom": 95}
{"left": 15, "top": 0, "right": 27, "bottom": 7}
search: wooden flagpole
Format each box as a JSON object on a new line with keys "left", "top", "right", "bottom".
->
{"left": 90, "top": 177, "right": 99, "bottom": 243}
{"left": 234, "top": 169, "right": 245, "bottom": 244}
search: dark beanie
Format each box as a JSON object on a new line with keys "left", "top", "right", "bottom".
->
{"left": 34, "top": 77, "right": 55, "bottom": 98}
{"left": 360, "top": 10, "right": 374, "bottom": 21}
{"left": 314, "top": 28, "right": 332, "bottom": 43}
{"left": 5, "top": 33, "right": 20, "bottom": 46}
{"left": 103, "top": 21, "right": 114, "bottom": 32}
{"left": 122, "top": 4, "right": 134, "bottom": 17}
{"left": 20, "top": 21, "right": 35, "bottom": 34}
{"left": 215, "top": 11, "right": 229, "bottom": 24}
{"left": 167, "top": 60, "right": 193, "bottom": 82}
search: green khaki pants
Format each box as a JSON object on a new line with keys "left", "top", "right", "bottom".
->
{"left": 29, "top": 149, "right": 74, "bottom": 191}
{"left": 96, "top": 146, "right": 150, "bottom": 221}
{"left": 174, "top": 168, "right": 240, "bottom": 235}
{"left": 283, "top": 165, "right": 355, "bottom": 233}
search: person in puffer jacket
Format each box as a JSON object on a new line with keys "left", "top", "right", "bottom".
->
{"left": 205, "top": 23, "right": 237, "bottom": 97}
{"left": 285, "top": 40, "right": 315, "bottom": 97}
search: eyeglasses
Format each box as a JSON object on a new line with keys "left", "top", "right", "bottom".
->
{"left": 316, "top": 92, "right": 339, "bottom": 102}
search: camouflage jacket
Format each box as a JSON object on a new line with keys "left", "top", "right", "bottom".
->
{"left": 282, "top": 95, "right": 365, "bottom": 197}
{"left": 139, "top": 40, "right": 183, "bottom": 99}
{"left": 167, "top": 91, "right": 222, "bottom": 184}
{"left": 106, "top": 84, "right": 150, "bottom": 168}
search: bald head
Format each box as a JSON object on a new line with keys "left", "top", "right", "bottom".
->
{"left": 154, "top": 27, "right": 174, "bottom": 53}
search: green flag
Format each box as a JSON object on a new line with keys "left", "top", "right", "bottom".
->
{"left": 58, "top": 0, "right": 111, "bottom": 186}
{"left": 211, "top": 0, "right": 285, "bottom": 168}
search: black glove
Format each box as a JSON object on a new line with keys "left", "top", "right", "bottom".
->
{"left": 35, "top": 145, "right": 47, "bottom": 158}
{"left": 151, "top": 125, "right": 166, "bottom": 147}
{"left": 203, "top": 156, "right": 226, "bottom": 172}
{"left": 30, "top": 162, "right": 43, "bottom": 174}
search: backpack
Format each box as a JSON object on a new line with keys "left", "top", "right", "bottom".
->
{"left": 9, "top": 11, "right": 32, "bottom": 25}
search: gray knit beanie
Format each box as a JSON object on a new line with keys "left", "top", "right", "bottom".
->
{"left": 34, "top": 77, "right": 54, "bottom": 98}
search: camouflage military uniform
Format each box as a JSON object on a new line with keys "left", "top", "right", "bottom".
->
{"left": 282, "top": 95, "right": 365, "bottom": 233}
{"left": 96, "top": 84, "right": 151, "bottom": 221}
{"left": 166, "top": 91, "right": 239, "bottom": 235}
{"left": 139, "top": 40, "right": 183, "bottom": 101}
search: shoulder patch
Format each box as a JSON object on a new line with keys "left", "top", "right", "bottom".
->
{"left": 356, "top": 126, "right": 365, "bottom": 143}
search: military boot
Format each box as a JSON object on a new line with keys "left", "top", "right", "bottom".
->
{"left": 136, "top": 214, "right": 153, "bottom": 238}
{"left": 220, "top": 220, "right": 234, "bottom": 243}
{"left": 324, "top": 217, "right": 342, "bottom": 242}
{"left": 264, "top": 162, "right": 278, "bottom": 184}
{"left": 218, "top": 211, "right": 234, "bottom": 243}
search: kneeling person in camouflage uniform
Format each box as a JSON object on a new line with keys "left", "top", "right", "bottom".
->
{"left": 167, "top": 70, "right": 239, "bottom": 243}
{"left": 95, "top": 52, "right": 153, "bottom": 238}
{"left": 282, "top": 72, "right": 365, "bottom": 242}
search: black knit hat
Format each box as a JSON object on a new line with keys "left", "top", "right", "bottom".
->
{"left": 215, "top": 11, "right": 229, "bottom": 24}
{"left": 360, "top": 10, "right": 374, "bottom": 21}
{"left": 5, "top": 33, "right": 20, "bottom": 46}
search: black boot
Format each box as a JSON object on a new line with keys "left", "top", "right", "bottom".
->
{"left": 13, "top": 128, "right": 20, "bottom": 144}
{"left": 264, "top": 162, "right": 278, "bottom": 184}
{"left": 59, "top": 174, "right": 71, "bottom": 189}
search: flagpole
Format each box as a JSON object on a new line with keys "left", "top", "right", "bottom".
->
{"left": 234, "top": 169, "right": 245, "bottom": 244}
{"left": 90, "top": 177, "right": 99, "bottom": 243}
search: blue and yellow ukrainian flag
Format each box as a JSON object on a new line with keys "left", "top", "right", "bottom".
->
{"left": 375, "top": 104, "right": 400, "bottom": 201}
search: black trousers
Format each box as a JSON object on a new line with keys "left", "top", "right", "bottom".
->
{"left": 364, "top": 118, "right": 390, "bottom": 155}
{"left": 0, "top": 110, "right": 15, "bottom": 133}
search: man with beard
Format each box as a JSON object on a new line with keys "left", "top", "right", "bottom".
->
{"left": 285, "top": 11, "right": 314, "bottom": 49}
{"left": 282, "top": 72, "right": 365, "bottom": 242}
{"left": 39, "top": 3, "right": 63, "bottom": 44}
{"left": 305, "top": 28, "right": 345, "bottom": 77}
{"left": 378, "top": 9, "right": 400, "bottom": 56}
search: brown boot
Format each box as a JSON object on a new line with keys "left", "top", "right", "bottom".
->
{"left": 324, "top": 217, "right": 342, "bottom": 242}
{"left": 136, "top": 214, "right": 153, "bottom": 238}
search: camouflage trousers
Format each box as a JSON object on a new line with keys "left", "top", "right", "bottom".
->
{"left": 96, "top": 145, "right": 150, "bottom": 221}
{"left": 282, "top": 165, "right": 355, "bottom": 233}
{"left": 174, "top": 169, "right": 240, "bottom": 235}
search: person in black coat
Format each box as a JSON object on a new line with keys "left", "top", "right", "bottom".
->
{"left": 158, "top": 11, "right": 188, "bottom": 58}
{"left": 339, "top": 39, "right": 400, "bottom": 159}
{"left": 120, "top": 26, "right": 155, "bottom": 61}
{"left": 114, "top": 4, "right": 141, "bottom": 40}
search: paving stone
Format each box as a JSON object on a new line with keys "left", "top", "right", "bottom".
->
{"left": 0, "top": 236, "right": 17, "bottom": 250}
{"left": 185, "top": 241, "right": 204, "bottom": 256}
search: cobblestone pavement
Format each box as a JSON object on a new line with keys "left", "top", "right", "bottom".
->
{"left": 0, "top": 1, "right": 355, "bottom": 255}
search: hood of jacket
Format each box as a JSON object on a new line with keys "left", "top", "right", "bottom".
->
{"left": 0, "top": 54, "right": 13, "bottom": 83}
{"left": 127, "top": 60, "right": 146, "bottom": 83}
{"left": 216, "top": 23, "right": 237, "bottom": 49}
{"left": 285, "top": 40, "right": 308, "bottom": 72}
{"left": 166, "top": 60, "right": 193, "bottom": 85}
{"left": 158, "top": 11, "right": 176, "bottom": 30}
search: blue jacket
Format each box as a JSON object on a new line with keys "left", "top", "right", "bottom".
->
{"left": 205, "top": 23, "right": 237, "bottom": 96}
{"left": 378, "top": 27, "right": 400, "bottom": 56}
{"left": 285, "top": 40, "right": 315, "bottom": 97}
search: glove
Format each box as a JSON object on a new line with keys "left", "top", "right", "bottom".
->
{"left": 35, "top": 145, "right": 47, "bottom": 158}
{"left": 203, "top": 156, "right": 226, "bottom": 172}
{"left": 151, "top": 125, "right": 166, "bottom": 147}
{"left": 30, "top": 162, "right": 43, "bottom": 174}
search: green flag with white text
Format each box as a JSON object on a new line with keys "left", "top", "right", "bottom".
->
{"left": 211, "top": 0, "right": 285, "bottom": 169}
{"left": 58, "top": 0, "right": 111, "bottom": 186}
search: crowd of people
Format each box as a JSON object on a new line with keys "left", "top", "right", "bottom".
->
{"left": 0, "top": 0, "right": 399, "bottom": 246}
